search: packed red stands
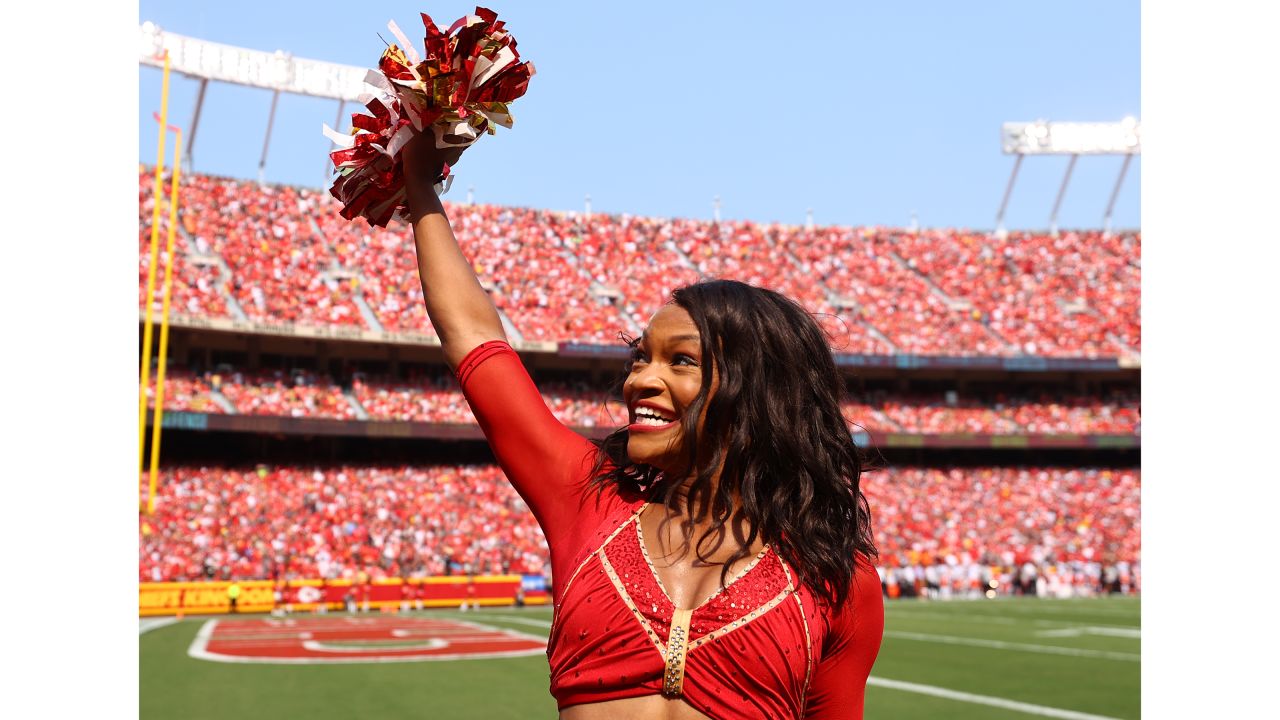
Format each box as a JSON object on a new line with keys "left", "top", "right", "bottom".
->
{"left": 453, "top": 204, "right": 632, "bottom": 343}
{"left": 176, "top": 172, "right": 366, "bottom": 327}
{"left": 140, "top": 169, "right": 1140, "bottom": 359}
{"left": 217, "top": 370, "right": 356, "bottom": 420}
{"left": 784, "top": 226, "right": 1007, "bottom": 355}
{"left": 142, "top": 367, "right": 227, "bottom": 414}
{"left": 353, "top": 376, "right": 475, "bottom": 424}
{"left": 138, "top": 168, "right": 229, "bottom": 319}
{"left": 138, "top": 464, "right": 1139, "bottom": 584}
{"left": 864, "top": 466, "right": 1140, "bottom": 569}
{"left": 314, "top": 212, "right": 438, "bottom": 336}
{"left": 893, "top": 229, "right": 1141, "bottom": 357}
{"left": 354, "top": 373, "right": 628, "bottom": 427}
{"left": 152, "top": 368, "right": 1139, "bottom": 434}
{"left": 139, "top": 465, "right": 548, "bottom": 583}
{"left": 568, "top": 213, "right": 703, "bottom": 329}
{"left": 871, "top": 390, "right": 1141, "bottom": 434}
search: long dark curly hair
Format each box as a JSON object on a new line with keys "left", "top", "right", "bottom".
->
{"left": 591, "top": 279, "right": 877, "bottom": 609}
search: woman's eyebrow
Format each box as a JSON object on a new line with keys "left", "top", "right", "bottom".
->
{"left": 666, "top": 334, "right": 701, "bottom": 344}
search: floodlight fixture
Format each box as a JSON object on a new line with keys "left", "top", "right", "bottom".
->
{"left": 138, "top": 23, "right": 367, "bottom": 101}
{"left": 139, "top": 22, "right": 370, "bottom": 179}
{"left": 995, "top": 119, "right": 1141, "bottom": 236}
{"left": 1002, "top": 120, "right": 1141, "bottom": 156}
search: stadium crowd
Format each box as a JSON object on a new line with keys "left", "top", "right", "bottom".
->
{"left": 140, "top": 169, "right": 1140, "bottom": 358}
{"left": 139, "top": 465, "right": 547, "bottom": 583}
{"left": 141, "top": 367, "right": 227, "bottom": 415}
{"left": 138, "top": 168, "right": 228, "bottom": 319}
{"left": 149, "top": 368, "right": 1139, "bottom": 435}
{"left": 868, "top": 466, "right": 1141, "bottom": 598}
{"left": 138, "top": 464, "right": 1141, "bottom": 600}
{"left": 216, "top": 369, "right": 357, "bottom": 420}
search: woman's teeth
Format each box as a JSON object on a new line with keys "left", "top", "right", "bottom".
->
{"left": 634, "top": 408, "right": 673, "bottom": 426}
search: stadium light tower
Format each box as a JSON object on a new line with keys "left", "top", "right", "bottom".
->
{"left": 713, "top": 195, "right": 721, "bottom": 223}
{"left": 139, "top": 22, "right": 368, "bottom": 181}
{"left": 995, "top": 119, "right": 1141, "bottom": 237}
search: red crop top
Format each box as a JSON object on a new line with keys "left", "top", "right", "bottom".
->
{"left": 457, "top": 341, "right": 883, "bottom": 719}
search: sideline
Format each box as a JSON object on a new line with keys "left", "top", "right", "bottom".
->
{"left": 868, "top": 677, "right": 1125, "bottom": 720}
{"left": 883, "top": 630, "right": 1140, "bottom": 661}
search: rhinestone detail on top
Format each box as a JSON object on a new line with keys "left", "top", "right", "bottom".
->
{"left": 663, "top": 608, "right": 693, "bottom": 697}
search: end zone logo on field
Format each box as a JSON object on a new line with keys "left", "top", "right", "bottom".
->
{"left": 189, "top": 616, "right": 547, "bottom": 664}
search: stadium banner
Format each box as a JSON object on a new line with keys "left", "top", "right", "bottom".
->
{"left": 149, "top": 411, "right": 1136, "bottom": 448}
{"left": 139, "top": 576, "right": 550, "bottom": 616}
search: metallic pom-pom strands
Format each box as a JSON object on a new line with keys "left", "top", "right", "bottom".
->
{"left": 324, "top": 6, "right": 534, "bottom": 227}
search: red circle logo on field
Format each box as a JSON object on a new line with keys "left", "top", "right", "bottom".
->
{"left": 188, "top": 615, "right": 546, "bottom": 664}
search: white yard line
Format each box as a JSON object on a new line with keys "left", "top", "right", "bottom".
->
{"left": 1037, "top": 626, "right": 1141, "bottom": 639}
{"left": 884, "top": 631, "right": 1140, "bottom": 661}
{"left": 139, "top": 617, "right": 180, "bottom": 635}
{"left": 868, "top": 677, "right": 1125, "bottom": 720}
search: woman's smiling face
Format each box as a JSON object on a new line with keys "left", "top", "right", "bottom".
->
{"left": 623, "top": 304, "right": 711, "bottom": 472}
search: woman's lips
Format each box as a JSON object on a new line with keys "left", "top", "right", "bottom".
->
{"left": 628, "top": 418, "right": 678, "bottom": 433}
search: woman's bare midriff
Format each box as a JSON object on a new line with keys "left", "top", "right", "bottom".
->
{"left": 560, "top": 695, "right": 712, "bottom": 720}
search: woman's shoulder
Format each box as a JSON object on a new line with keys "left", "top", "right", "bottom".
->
{"left": 844, "top": 554, "right": 885, "bottom": 626}
{"left": 824, "top": 554, "right": 884, "bottom": 626}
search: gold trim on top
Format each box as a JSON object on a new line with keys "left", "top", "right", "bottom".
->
{"left": 686, "top": 585, "right": 794, "bottom": 652}
{"left": 635, "top": 509, "right": 772, "bottom": 612}
{"left": 599, "top": 534, "right": 668, "bottom": 658}
{"left": 663, "top": 607, "right": 694, "bottom": 697}
{"left": 550, "top": 505, "right": 645, "bottom": 640}
{"left": 793, "top": 591, "right": 814, "bottom": 714}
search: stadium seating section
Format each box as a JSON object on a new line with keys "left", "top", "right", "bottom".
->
{"left": 139, "top": 168, "right": 1141, "bottom": 356}
{"left": 144, "top": 368, "right": 1138, "bottom": 435}
{"left": 137, "top": 169, "right": 1141, "bottom": 596}
{"left": 138, "top": 464, "right": 1140, "bottom": 588}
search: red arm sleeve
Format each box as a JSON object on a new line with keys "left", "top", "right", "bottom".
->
{"left": 455, "top": 341, "right": 603, "bottom": 552}
{"left": 804, "top": 557, "right": 885, "bottom": 719}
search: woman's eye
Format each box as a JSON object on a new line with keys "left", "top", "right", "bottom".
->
{"left": 673, "top": 354, "right": 699, "bottom": 367}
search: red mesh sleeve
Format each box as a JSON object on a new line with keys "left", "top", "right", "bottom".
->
{"left": 455, "top": 340, "right": 602, "bottom": 551}
{"left": 804, "top": 556, "right": 885, "bottom": 719}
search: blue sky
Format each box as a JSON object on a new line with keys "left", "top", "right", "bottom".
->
{"left": 137, "top": 0, "right": 1140, "bottom": 230}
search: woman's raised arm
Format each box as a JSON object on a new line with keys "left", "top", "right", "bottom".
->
{"left": 398, "top": 133, "right": 605, "bottom": 552}
{"left": 402, "top": 133, "right": 506, "bottom": 370}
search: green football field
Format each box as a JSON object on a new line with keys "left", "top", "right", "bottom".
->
{"left": 140, "top": 596, "right": 1139, "bottom": 719}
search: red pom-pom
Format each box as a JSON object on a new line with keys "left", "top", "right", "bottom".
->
{"left": 324, "top": 7, "right": 535, "bottom": 227}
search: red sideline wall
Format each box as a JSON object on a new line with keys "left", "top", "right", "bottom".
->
{"left": 139, "top": 576, "right": 549, "bottom": 616}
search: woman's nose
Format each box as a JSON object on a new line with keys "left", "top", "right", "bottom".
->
{"left": 626, "top": 366, "right": 665, "bottom": 394}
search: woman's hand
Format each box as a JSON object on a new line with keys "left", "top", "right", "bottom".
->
{"left": 401, "top": 130, "right": 467, "bottom": 195}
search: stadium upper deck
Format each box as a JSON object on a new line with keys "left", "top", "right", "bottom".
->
{"left": 139, "top": 168, "right": 1140, "bottom": 358}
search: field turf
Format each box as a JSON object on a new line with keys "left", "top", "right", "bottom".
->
{"left": 140, "top": 596, "right": 1139, "bottom": 719}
